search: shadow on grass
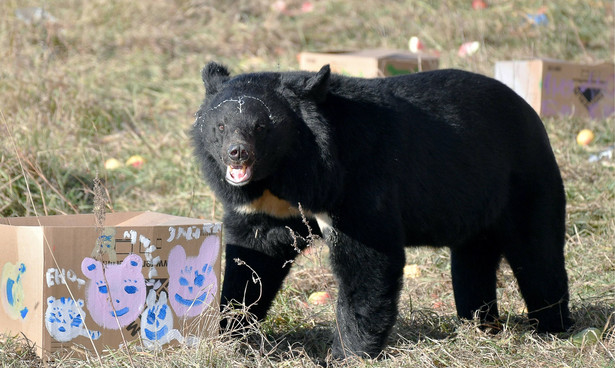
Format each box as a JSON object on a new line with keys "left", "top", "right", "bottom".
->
{"left": 569, "top": 299, "right": 615, "bottom": 336}
{"left": 230, "top": 310, "right": 457, "bottom": 365}
{"left": 267, "top": 326, "right": 333, "bottom": 363}
{"left": 391, "top": 309, "right": 460, "bottom": 344}
{"left": 390, "top": 299, "right": 615, "bottom": 344}
{"left": 226, "top": 326, "right": 332, "bottom": 365}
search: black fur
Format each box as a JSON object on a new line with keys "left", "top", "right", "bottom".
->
{"left": 191, "top": 62, "right": 572, "bottom": 359}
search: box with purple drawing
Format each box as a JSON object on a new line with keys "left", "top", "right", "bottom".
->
{"left": 495, "top": 59, "right": 614, "bottom": 119}
{"left": 0, "top": 211, "right": 222, "bottom": 359}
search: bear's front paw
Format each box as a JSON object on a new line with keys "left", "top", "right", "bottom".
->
{"left": 532, "top": 313, "right": 574, "bottom": 334}
{"left": 331, "top": 332, "right": 384, "bottom": 361}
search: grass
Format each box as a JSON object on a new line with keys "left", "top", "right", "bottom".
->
{"left": 0, "top": 0, "right": 614, "bottom": 366}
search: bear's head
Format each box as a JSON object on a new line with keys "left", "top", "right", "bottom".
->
{"left": 192, "top": 62, "right": 331, "bottom": 191}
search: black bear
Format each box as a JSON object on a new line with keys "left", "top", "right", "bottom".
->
{"left": 191, "top": 62, "right": 572, "bottom": 359}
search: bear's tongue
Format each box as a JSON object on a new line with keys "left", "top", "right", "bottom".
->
{"left": 226, "top": 165, "right": 252, "bottom": 186}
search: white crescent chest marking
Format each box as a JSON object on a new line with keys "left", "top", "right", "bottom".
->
{"left": 314, "top": 213, "right": 332, "bottom": 232}
{"left": 235, "top": 190, "right": 307, "bottom": 219}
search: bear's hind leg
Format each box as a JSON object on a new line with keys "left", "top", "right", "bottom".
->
{"left": 502, "top": 175, "right": 572, "bottom": 332}
{"left": 503, "top": 245, "right": 571, "bottom": 332}
{"left": 451, "top": 235, "right": 502, "bottom": 327}
{"left": 501, "top": 221, "right": 571, "bottom": 331}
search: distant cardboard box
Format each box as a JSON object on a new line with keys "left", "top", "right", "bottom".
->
{"left": 299, "top": 49, "right": 439, "bottom": 78}
{"left": 0, "top": 211, "right": 222, "bottom": 359}
{"left": 495, "top": 59, "right": 614, "bottom": 119}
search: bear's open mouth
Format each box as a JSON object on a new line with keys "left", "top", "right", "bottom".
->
{"left": 225, "top": 164, "right": 253, "bottom": 186}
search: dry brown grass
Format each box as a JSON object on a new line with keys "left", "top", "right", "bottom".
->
{"left": 0, "top": 0, "right": 613, "bottom": 366}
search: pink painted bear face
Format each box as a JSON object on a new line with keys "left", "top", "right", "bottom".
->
{"left": 81, "top": 254, "right": 145, "bottom": 329}
{"left": 168, "top": 235, "right": 219, "bottom": 318}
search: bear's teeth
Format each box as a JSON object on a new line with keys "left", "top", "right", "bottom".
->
{"left": 231, "top": 166, "right": 245, "bottom": 179}
{"left": 226, "top": 165, "right": 251, "bottom": 184}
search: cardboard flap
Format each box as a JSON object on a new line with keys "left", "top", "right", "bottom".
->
{"left": 0, "top": 214, "right": 96, "bottom": 227}
{"left": 0, "top": 212, "right": 219, "bottom": 228}
{"left": 0, "top": 212, "right": 145, "bottom": 227}
{"left": 114, "top": 211, "right": 218, "bottom": 227}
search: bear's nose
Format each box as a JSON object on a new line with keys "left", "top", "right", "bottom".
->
{"left": 228, "top": 143, "right": 250, "bottom": 162}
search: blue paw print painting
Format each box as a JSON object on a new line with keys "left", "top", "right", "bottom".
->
{"left": 45, "top": 296, "right": 101, "bottom": 342}
{"left": 141, "top": 290, "right": 183, "bottom": 349}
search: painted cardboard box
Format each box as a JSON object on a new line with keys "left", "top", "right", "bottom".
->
{"left": 494, "top": 59, "right": 614, "bottom": 119}
{"left": 299, "top": 49, "right": 439, "bottom": 78}
{"left": 0, "top": 211, "right": 222, "bottom": 359}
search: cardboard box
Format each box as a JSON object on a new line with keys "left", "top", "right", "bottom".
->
{"left": 299, "top": 49, "right": 439, "bottom": 78}
{"left": 495, "top": 59, "right": 615, "bottom": 119}
{"left": 0, "top": 211, "right": 222, "bottom": 358}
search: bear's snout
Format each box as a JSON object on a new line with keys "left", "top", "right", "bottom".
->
{"left": 224, "top": 142, "right": 255, "bottom": 186}
{"left": 227, "top": 143, "right": 251, "bottom": 163}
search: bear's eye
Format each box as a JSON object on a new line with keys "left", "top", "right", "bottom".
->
{"left": 218, "top": 124, "right": 225, "bottom": 131}
{"left": 255, "top": 124, "right": 265, "bottom": 133}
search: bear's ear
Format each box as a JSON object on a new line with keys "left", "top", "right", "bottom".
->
{"left": 304, "top": 64, "right": 331, "bottom": 102}
{"left": 202, "top": 62, "right": 230, "bottom": 96}
{"left": 285, "top": 64, "right": 331, "bottom": 102}
{"left": 302, "top": 64, "right": 331, "bottom": 103}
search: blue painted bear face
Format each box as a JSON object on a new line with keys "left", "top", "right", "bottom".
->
{"left": 81, "top": 254, "right": 146, "bottom": 329}
{"left": 168, "top": 236, "right": 219, "bottom": 318}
